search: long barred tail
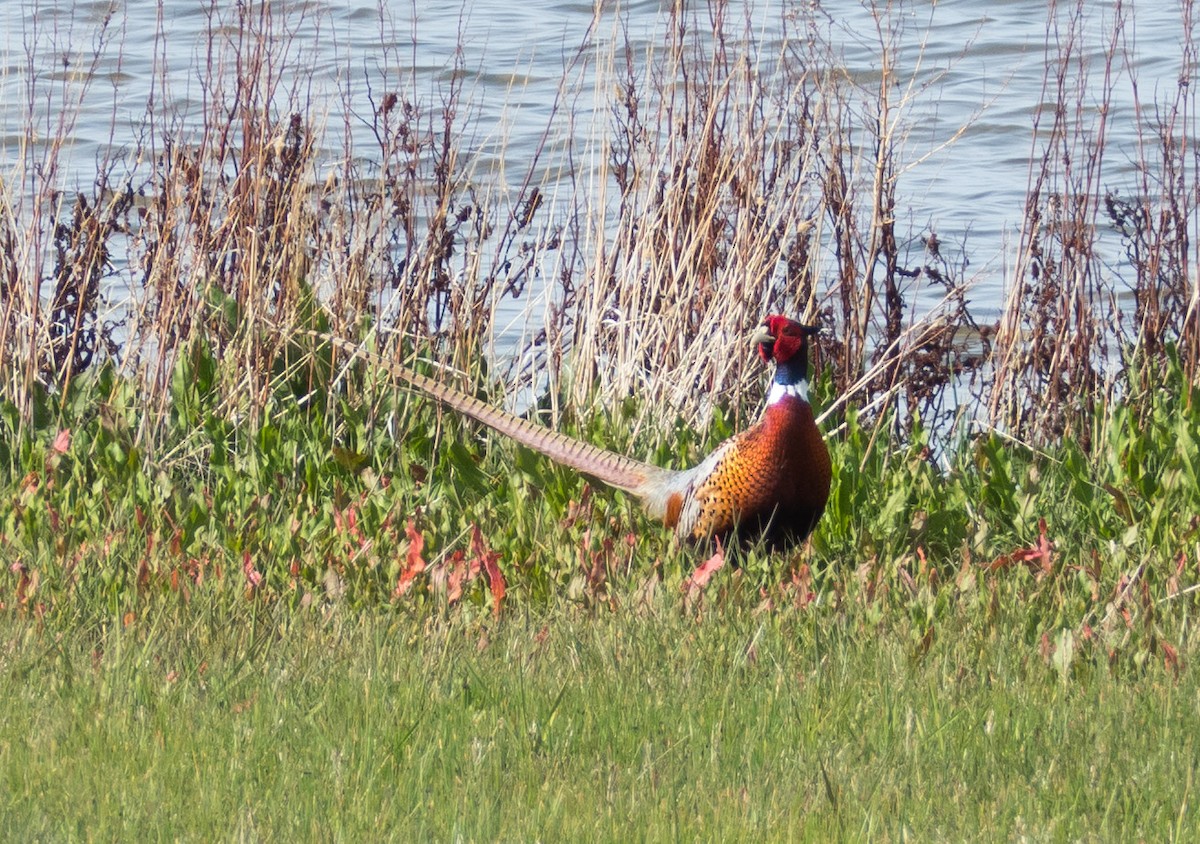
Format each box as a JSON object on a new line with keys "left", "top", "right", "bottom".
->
{"left": 321, "top": 334, "right": 674, "bottom": 496}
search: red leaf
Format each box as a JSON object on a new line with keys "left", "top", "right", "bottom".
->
{"left": 444, "top": 549, "right": 468, "bottom": 604}
{"left": 242, "top": 551, "right": 262, "bottom": 589}
{"left": 11, "top": 562, "right": 31, "bottom": 606}
{"left": 581, "top": 531, "right": 614, "bottom": 595}
{"left": 683, "top": 540, "right": 726, "bottom": 596}
{"left": 984, "top": 553, "right": 1011, "bottom": 572}
{"left": 790, "top": 563, "right": 815, "bottom": 609}
{"left": 1034, "top": 518, "right": 1052, "bottom": 574}
{"left": 334, "top": 505, "right": 364, "bottom": 545}
{"left": 985, "top": 518, "right": 1054, "bottom": 576}
{"left": 470, "top": 524, "right": 506, "bottom": 617}
{"left": 51, "top": 428, "right": 71, "bottom": 454}
{"left": 1039, "top": 631, "right": 1054, "bottom": 663}
{"left": 1161, "top": 641, "right": 1181, "bottom": 675}
{"left": 395, "top": 519, "right": 427, "bottom": 598}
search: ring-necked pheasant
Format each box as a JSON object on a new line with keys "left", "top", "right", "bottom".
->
{"left": 331, "top": 315, "right": 831, "bottom": 546}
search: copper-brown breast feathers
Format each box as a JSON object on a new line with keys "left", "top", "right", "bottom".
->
{"left": 679, "top": 397, "right": 830, "bottom": 542}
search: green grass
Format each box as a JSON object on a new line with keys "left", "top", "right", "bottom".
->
{"left": 2, "top": 596, "right": 1197, "bottom": 840}
{"left": 3, "top": 337, "right": 1200, "bottom": 838}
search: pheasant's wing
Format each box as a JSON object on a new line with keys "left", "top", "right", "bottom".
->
{"left": 325, "top": 335, "right": 677, "bottom": 497}
{"left": 642, "top": 439, "right": 740, "bottom": 539}
{"left": 645, "top": 424, "right": 772, "bottom": 540}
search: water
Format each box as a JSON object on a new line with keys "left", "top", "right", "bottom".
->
{"left": 1, "top": 0, "right": 1193, "bottom": 333}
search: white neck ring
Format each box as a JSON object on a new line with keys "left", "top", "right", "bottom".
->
{"left": 767, "top": 380, "right": 809, "bottom": 405}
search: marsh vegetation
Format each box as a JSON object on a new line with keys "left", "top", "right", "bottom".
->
{"left": 2, "top": 0, "right": 1199, "bottom": 837}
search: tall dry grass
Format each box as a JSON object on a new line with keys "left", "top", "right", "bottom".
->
{"left": 0, "top": 0, "right": 1196, "bottom": 453}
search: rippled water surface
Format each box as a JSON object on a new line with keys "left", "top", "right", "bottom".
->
{"left": 1, "top": 0, "right": 1193, "bottom": 320}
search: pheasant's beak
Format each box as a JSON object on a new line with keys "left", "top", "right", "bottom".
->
{"left": 749, "top": 325, "right": 774, "bottom": 347}
{"left": 750, "top": 325, "right": 775, "bottom": 360}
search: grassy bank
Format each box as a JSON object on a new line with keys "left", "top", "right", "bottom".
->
{"left": 4, "top": 592, "right": 1198, "bottom": 840}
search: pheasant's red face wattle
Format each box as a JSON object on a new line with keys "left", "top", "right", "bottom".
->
{"left": 755, "top": 315, "right": 818, "bottom": 368}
